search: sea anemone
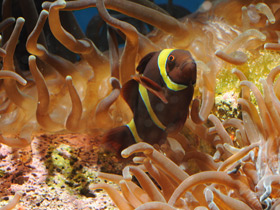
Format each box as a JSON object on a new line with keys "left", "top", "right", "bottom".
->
{"left": 1, "top": 0, "right": 280, "bottom": 209}
{"left": 89, "top": 66, "right": 280, "bottom": 208}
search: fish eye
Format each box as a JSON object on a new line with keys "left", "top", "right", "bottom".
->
{"left": 168, "top": 55, "right": 175, "bottom": 62}
{"left": 167, "top": 55, "right": 176, "bottom": 70}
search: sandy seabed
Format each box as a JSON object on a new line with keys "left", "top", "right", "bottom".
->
{"left": 0, "top": 133, "right": 119, "bottom": 210}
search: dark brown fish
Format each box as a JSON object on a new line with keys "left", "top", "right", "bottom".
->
{"left": 103, "top": 49, "right": 197, "bottom": 153}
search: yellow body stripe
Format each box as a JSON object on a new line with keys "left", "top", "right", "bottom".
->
{"left": 126, "top": 119, "right": 141, "bottom": 143}
{"left": 126, "top": 84, "right": 167, "bottom": 142}
{"left": 158, "top": 49, "right": 188, "bottom": 91}
{"left": 139, "top": 84, "right": 166, "bottom": 130}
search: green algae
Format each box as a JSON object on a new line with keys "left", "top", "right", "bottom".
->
{"left": 45, "top": 144, "right": 97, "bottom": 197}
{"left": 0, "top": 169, "right": 6, "bottom": 178}
{"left": 215, "top": 50, "right": 280, "bottom": 120}
{"left": 216, "top": 50, "right": 280, "bottom": 96}
{"left": 190, "top": 50, "right": 280, "bottom": 149}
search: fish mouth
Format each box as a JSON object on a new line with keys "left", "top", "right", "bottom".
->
{"left": 180, "top": 60, "right": 197, "bottom": 85}
{"left": 180, "top": 60, "right": 196, "bottom": 71}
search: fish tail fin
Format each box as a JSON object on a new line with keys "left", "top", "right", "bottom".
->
{"left": 102, "top": 125, "right": 135, "bottom": 154}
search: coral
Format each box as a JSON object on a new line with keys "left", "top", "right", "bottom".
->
{"left": 1, "top": 0, "right": 280, "bottom": 209}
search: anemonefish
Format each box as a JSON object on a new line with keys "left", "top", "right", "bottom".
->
{"left": 103, "top": 49, "right": 197, "bottom": 153}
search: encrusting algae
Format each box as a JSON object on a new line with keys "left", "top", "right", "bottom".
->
{"left": 1, "top": 0, "right": 280, "bottom": 209}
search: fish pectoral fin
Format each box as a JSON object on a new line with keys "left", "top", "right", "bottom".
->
{"left": 132, "top": 74, "right": 168, "bottom": 104}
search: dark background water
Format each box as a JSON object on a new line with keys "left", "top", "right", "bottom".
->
{"left": 0, "top": 0, "right": 205, "bottom": 68}
{"left": 74, "top": 0, "right": 205, "bottom": 32}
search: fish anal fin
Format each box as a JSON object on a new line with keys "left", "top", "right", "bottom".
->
{"left": 132, "top": 74, "right": 168, "bottom": 104}
{"left": 102, "top": 125, "right": 135, "bottom": 155}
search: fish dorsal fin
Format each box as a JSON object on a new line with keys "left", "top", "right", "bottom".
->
{"left": 136, "top": 52, "right": 157, "bottom": 74}
{"left": 121, "top": 79, "right": 139, "bottom": 112}
{"left": 132, "top": 74, "right": 167, "bottom": 104}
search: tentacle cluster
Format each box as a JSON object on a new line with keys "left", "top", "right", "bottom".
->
{"left": 93, "top": 62, "right": 280, "bottom": 209}
{"left": 89, "top": 1, "right": 280, "bottom": 209}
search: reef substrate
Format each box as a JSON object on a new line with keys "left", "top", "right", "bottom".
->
{"left": 0, "top": 133, "right": 120, "bottom": 209}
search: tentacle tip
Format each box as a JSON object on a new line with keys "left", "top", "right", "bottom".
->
{"left": 239, "top": 80, "right": 246, "bottom": 86}
{"left": 263, "top": 43, "right": 278, "bottom": 50}
{"left": 199, "top": 1, "right": 212, "bottom": 12}
{"left": 66, "top": 75, "right": 72, "bottom": 81}
{"left": 241, "top": 6, "right": 247, "bottom": 11}
{"left": 29, "top": 55, "right": 36, "bottom": 61}
{"left": 270, "top": 19, "right": 276, "bottom": 24}
{"left": 258, "top": 32, "right": 267, "bottom": 42}
{"left": 110, "top": 77, "right": 118, "bottom": 83}
{"left": 214, "top": 49, "right": 222, "bottom": 55}
{"left": 41, "top": 2, "right": 48, "bottom": 9}
{"left": 17, "top": 17, "right": 25, "bottom": 24}
{"left": 15, "top": 191, "right": 24, "bottom": 197}
{"left": 264, "top": 43, "right": 269, "bottom": 49}
{"left": 119, "top": 180, "right": 125, "bottom": 185}
{"left": 8, "top": 17, "right": 16, "bottom": 22}
{"left": 259, "top": 78, "right": 265, "bottom": 83}
{"left": 52, "top": 0, "right": 67, "bottom": 8}
{"left": 21, "top": 80, "right": 27, "bottom": 86}
{"left": 121, "top": 150, "right": 129, "bottom": 158}
{"left": 41, "top": 9, "right": 49, "bottom": 16}
{"left": 208, "top": 114, "right": 215, "bottom": 120}
{"left": 231, "top": 68, "right": 238, "bottom": 74}
{"left": 110, "top": 77, "right": 121, "bottom": 89}
{"left": 261, "top": 36, "right": 267, "bottom": 42}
